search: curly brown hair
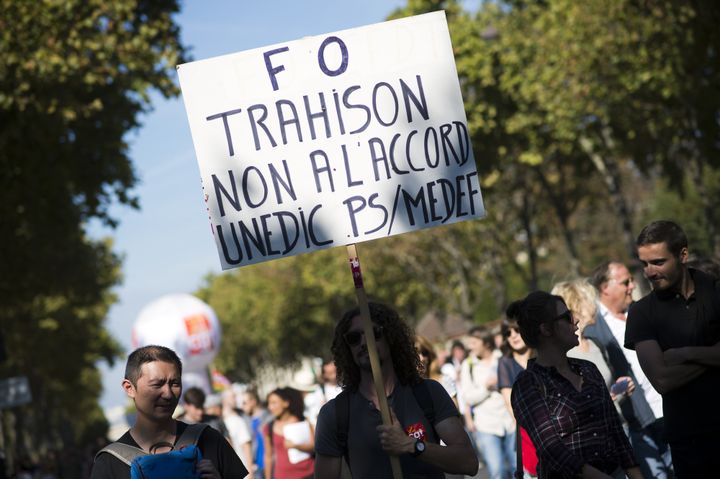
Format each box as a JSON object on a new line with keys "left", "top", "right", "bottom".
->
{"left": 331, "top": 302, "right": 423, "bottom": 391}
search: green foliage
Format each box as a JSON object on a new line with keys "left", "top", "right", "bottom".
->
{"left": 198, "top": 250, "right": 349, "bottom": 380}
{"left": 1, "top": 0, "right": 186, "bottom": 304}
{"left": 0, "top": 0, "right": 187, "bottom": 471}
{"left": 485, "top": 0, "right": 720, "bottom": 254}
{"left": 639, "top": 168, "right": 720, "bottom": 259}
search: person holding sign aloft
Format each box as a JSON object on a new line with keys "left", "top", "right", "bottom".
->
{"left": 176, "top": 10, "right": 487, "bottom": 479}
{"left": 313, "top": 302, "right": 478, "bottom": 479}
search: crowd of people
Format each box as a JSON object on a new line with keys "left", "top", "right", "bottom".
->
{"left": 81, "top": 219, "right": 718, "bottom": 479}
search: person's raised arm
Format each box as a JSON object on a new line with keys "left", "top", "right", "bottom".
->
{"left": 634, "top": 339, "right": 706, "bottom": 394}
{"left": 377, "top": 408, "right": 478, "bottom": 475}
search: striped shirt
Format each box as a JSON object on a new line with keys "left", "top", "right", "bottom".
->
{"left": 511, "top": 358, "right": 636, "bottom": 478}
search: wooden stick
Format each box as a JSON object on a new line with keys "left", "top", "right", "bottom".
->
{"left": 346, "top": 243, "right": 404, "bottom": 479}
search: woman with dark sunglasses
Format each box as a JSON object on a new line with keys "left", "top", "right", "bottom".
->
{"left": 508, "top": 291, "right": 642, "bottom": 479}
{"left": 498, "top": 309, "right": 537, "bottom": 478}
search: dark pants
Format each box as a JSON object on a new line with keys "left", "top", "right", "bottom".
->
{"left": 628, "top": 418, "right": 673, "bottom": 479}
{"left": 669, "top": 435, "right": 720, "bottom": 478}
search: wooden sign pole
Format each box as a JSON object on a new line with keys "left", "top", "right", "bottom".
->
{"left": 346, "top": 243, "right": 404, "bottom": 479}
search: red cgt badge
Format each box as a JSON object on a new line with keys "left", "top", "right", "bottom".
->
{"left": 405, "top": 422, "right": 427, "bottom": 441}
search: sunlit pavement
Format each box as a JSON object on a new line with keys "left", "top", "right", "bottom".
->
{"left": 446, "top": 462, "right": 489, "bottom": 479}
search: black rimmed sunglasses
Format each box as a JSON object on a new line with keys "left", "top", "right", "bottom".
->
{"left": 503, "top": 326, "right": 520, "bottom": 338}
{"left": 344, "top": 325, "right": 383, "bottom": 347}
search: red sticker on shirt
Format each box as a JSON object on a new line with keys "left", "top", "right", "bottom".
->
{"left": 405, "top": 422, "right": 427, "bottom": 441}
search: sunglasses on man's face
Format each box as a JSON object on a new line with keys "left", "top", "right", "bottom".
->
{"left": 344, "top": 325, "right": 383, "bottom": 347}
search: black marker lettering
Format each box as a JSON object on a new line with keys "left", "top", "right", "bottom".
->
{"left": 247, "top": 104, "right": 277, "bottom": 151}
{"left": 400, "top": 75, "right": 429, "bottom": 122}
{"left": 318, "top": 36, "right": 349, "bottom": 77}
{"left": 372, "top": 82, "right": 399, "bottom": 127}
{"left": 276, "top": 99, "right": 303, "bottom": 145}
{"left": 212, "top": 170, "right": 241, "bottom": 217}
{"left": 206, "top": 108, "right": 243, "bottom": 157}
{"left": 303, "top": 93, "right": 331, "bottom": 140}
{"left": 309, "top": 149, "right": 335, "bottom": 193}
{"left": 264, "top": 47, "right": 290, "bottom": 91}
{"left": 241, "top": 166, "right": 268, "bottom": 208}
{"left": 308, "top": 204, "right": 333, "bottom": 246}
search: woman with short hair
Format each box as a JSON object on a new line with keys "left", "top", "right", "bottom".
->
{"left": 508, "top": 291, "right": 641, "bottom": 479}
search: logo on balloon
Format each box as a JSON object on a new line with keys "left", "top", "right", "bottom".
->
{"left": 184, "top": 313, "right": 214, "bottom": 355}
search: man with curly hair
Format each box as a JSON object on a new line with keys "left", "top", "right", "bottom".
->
{"left": 313, "top": 302, "right": 478, "bottom": 479}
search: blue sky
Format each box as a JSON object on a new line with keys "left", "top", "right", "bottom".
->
{"left": 91, "top": 0, "right": 417, "bottom": 410}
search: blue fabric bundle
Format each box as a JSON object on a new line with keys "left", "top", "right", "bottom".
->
{"left": 130, "top": 445, "right": 202, "bottom": 479}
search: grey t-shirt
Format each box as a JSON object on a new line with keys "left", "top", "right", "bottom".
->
{"left": 314, "top": 379, "right": 459, "bottom": 479}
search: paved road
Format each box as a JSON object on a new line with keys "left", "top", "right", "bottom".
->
{"left": 447, "top": 462, "right": 489, "bottom": 479}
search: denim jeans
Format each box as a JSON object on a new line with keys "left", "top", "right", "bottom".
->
{"left": 629, "top": 419, "right": 674, "bottom": 479}
{"left": 475, "top": 430, "right": 516, "bottom": 479}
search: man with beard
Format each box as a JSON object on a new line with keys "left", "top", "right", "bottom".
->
{"left": 91, "top": 345, "right": 246, "bottom": 478}
{"left": 313, "top": 302, "right": 478, "bottom": 479}
{"left": 586, "top": 261, "right": 671, "bottom": 478}
{"left": 625, "top": 220, "right": 720, "bottom": 478}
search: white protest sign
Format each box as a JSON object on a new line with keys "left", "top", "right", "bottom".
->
{"left": 178, "top": 11, "right": 485, "bottom": 270}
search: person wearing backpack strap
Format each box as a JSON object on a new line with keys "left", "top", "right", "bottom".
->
{"left": 314, "top": 302, "right": 478, "bottom": 479}
{"left": 90, "top": 345, "right": 247, "bottom": 479}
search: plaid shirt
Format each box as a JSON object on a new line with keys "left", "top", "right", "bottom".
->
{"left": 511, "top": 358, "right": 636, "bottom": 478}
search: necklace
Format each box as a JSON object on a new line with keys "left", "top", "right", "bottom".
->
{"left": 149, "top": 441, "right": 174, "bottom": 454}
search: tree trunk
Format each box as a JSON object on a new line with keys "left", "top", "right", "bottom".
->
{"left": 533, "top": 166, "right": 581, "bottom": 276}
{"left": 520, "top": 193, "right": 539, "bottom": 291}
{"left": 580, "top": 135, "right": 648, "bottom": 295}
{"left": 489, "top": 251, "right": 509, "bottom": 314}
{"left": 690, "top": 155, "right": 718, "bottom": 256}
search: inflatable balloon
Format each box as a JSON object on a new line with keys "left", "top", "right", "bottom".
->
{"left": 132, "top": 293, "right": 221, "bottom": 373}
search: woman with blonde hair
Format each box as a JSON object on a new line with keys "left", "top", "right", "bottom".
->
{"left": 551, "top": 279, "right": 635, "bottom": 403}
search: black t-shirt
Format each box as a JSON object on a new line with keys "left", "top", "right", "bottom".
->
{"left": 315, "top": 379, "right": 459, "bottom": 479}
{"left": 625, "top": 268, "right": 720, "bottom": 441}
{"left": 90, "top": 421, "right": 248, "bottom": 479}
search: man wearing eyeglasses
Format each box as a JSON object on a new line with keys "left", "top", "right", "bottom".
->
{"left": 585, "top": 261, "right": 673, "bottom": 479}
{"left": 313, "top": 302, "right": 478, "bottom": 479}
